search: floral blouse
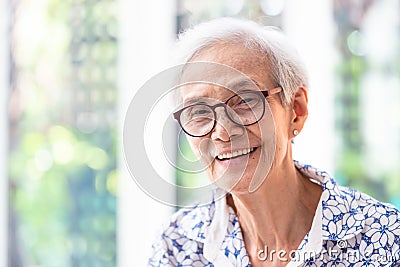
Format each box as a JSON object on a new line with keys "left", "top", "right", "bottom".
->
{"left": 148, "top": 162, "right": 400, "bottom": 266}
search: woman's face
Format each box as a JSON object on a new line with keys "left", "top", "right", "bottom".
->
{"left": 180, "top": 44, "right": 294, "bottom": 194}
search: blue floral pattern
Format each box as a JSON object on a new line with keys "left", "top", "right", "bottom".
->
{"left": 148, "top": 162, "right": 400, "bottom": 266}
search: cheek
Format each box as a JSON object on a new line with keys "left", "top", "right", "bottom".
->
{"left": 254, "top": 111, "right": 276, "bottom": 142}
{"left": 186, "top": 137, "right": 202, "bottom": 158}
{"left": 186, "top": 136, "right": 215, "bottom": 163}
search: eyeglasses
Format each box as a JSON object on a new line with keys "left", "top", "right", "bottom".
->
{"left": 173, "top": 87, "right": 282, "bottom": 137}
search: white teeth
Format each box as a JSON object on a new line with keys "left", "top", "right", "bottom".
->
{"left": 217, "top": 148, "right": 255, "bottom": 160}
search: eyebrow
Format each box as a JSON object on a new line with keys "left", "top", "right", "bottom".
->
{"left": 182, "top": 79, "right": 261, "bottom": 105}
{"left": 184, "top": 97, "right": 209, "bottom": 106}
{"left": 226, "top": 79, "right": 261, "bottom": 92}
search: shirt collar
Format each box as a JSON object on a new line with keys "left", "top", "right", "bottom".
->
{"left": 295, "top": 162, "right": 366, "bottom": 241}
{"left": 178, "top": 190, "right": 232, "bottom": 265}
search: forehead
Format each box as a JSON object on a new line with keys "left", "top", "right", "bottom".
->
{"left": 179, "top": 43, "right": 272, "bottom": 102}
{"left": 180, "top": 79, "right": 260, "bottom": 104}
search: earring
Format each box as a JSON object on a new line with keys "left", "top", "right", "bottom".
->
{"left": 293, "top": 129, "right": 299, "bottom": 136}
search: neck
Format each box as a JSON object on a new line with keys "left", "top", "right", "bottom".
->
{"left": 228, "top": 159, "right": 322, "bottom": 256}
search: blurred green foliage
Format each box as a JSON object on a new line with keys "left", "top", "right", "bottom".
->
{"left": 10, "top": 126, "right": 117, "bottom": 267}
{"left": 9, "top": 0, "right": 118, "bottom": 265}
{"left": 333, "top": 3, "right": 400, "bottom": 208}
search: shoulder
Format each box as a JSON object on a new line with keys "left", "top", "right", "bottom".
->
{"left": 163, "top": 200, "right": 215, "bottom": 239}
{"left": 335, "top": 185, "right": 400, "bottom": 264}
{"left": 336, "top": 183, "right": 400, "bottom": 218}
{"left": 148, "top": 201, "right": 216, "bottom": 266}
{"left": 312, "top": 169, "right": 400, "bottom": 264}
{"left": 297, "top": 160, "right": 400, "bottom": 221}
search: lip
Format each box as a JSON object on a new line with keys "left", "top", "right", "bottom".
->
{"left": 215, "top": 147, "right": 256, "bottom": 160}
{"left": 214, "top": 147, "right": 258, "bottom": 166}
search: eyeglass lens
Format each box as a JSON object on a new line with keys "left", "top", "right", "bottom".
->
{"left": 180, "top": 91, "right": 265, "bottom": 136}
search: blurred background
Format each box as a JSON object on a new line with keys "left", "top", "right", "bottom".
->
{"left": 1, "top": 0, "right": 399, "bottom": 266}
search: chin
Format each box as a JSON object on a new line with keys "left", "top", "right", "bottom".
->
{"left": 209, "top": 168, "right": 255, "bottom": 194}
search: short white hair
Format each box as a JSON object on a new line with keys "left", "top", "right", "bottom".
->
{"left": 175, "top": 17, "right": 308, "bottom": 106}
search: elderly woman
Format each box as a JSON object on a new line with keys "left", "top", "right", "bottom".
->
{"left": 148, "top": 18, "right": 400, "bottom": 267}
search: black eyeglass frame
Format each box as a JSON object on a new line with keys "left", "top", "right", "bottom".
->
{"left": 173, "top": 87, "right": 282, "bottom": 137}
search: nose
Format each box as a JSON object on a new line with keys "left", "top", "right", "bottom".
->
{"left": 210, "top": 107, "right": 244, "bottom": 141}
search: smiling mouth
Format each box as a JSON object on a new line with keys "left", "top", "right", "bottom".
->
{"left": 216, "top": 147, "right": 257, "bottom": 161}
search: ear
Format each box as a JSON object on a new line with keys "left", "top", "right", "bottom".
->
{"left": 290, "top": 86, "right": 308, "bottom": 137}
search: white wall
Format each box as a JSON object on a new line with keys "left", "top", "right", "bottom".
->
{"left": 283, "top": 0, "right": 336, "bottom": 174}
{"left": 117, "top": 0, "right": 176, "bottom": 266}
{"left": 0, "top": 0, "right": 9, "bottom": 265}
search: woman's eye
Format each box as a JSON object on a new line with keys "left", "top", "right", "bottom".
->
{"left": 191, "top": 110, "right": 212, "bottom": 120}
{"left": 193, "top": 109, "right": 210, "bottom": 115}
{"left": 235, "top": 97, "right": 258, "bottom": 108}
{"left": 240, "top": 97, "right": 256, "bottom": 104}
{"left": 187, "top": 106, "right": 212, "bottom": 118}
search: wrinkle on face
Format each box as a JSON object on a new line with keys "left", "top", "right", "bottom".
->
{"left": 181, "top": 43, "right": 290, "bottom": 193}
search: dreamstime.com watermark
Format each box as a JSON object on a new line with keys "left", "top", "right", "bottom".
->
{"left": 257, "top": 240, "right": 400, "bottom": 264}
